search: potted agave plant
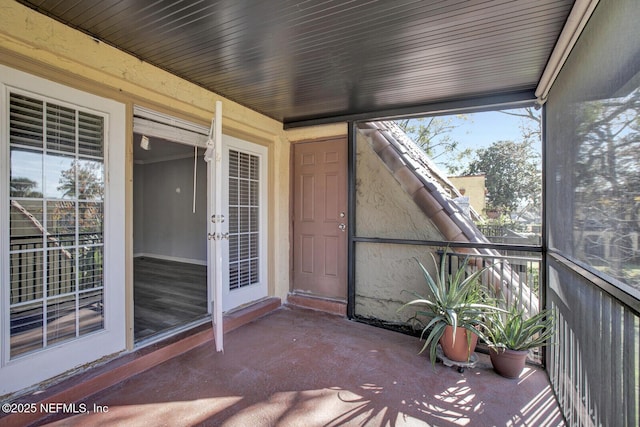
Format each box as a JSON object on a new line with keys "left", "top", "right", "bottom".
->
{"left": 400, "top": 250, "right": 499, "bottom": 368}
{"left": 484, "top": 303, "right": 555, "bottom": 378}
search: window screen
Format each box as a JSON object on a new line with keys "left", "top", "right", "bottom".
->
{"left": 546, "top": 3, "right": 640, "bottom": 293}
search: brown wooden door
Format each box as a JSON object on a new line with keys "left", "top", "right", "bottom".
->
{"left": 292, "top": 138, "right": 347, "bottom": 300}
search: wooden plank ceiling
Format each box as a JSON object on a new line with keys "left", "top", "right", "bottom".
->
{"left": 17, "top": 0, "right": 575, "bottom": 126}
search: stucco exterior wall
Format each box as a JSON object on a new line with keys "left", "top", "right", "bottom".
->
{"left": 448, "top": 175, "right": 486, "bottom": 215}
{"left": 356, "top": 132, "right": 444, "bottom": 241}
{"left": 355, "top": 131, "right": 443, "bottom": 322}
{"left": 355, "top": 243, "right": 440, "bottom": 324}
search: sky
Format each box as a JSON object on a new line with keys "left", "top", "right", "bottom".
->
{"left": 407, "top": 108, "right": 541, "bottom": 174}
{"left": 11, "top": 108, "right": 540, "bottom": 198}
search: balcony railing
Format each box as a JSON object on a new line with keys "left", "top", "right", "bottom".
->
{"left": 547, "top": 254, "right": 639, "bottom": 427}
{"left": 352, "top": 239, "right": 544, "bottom": 363}
{"left": 442, "top": 249, "right": 544, "bottom": 363}
{"left": 10, "top": 235, "right": 76, "bottom": 304}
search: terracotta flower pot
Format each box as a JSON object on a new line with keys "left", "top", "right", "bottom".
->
{"left": 439, "top": 325, "right": 478, "bottom": 362}
{"left": 489, "top": 348, "right": 528, "bottom": 378}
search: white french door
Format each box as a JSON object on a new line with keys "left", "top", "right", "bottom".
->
{"left": 1, "top": 65, "right": 126, "bottom": 396}
{"left": 221, "top": 135, "right": 268, "bottom": 312}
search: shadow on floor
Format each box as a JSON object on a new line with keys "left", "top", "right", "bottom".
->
{"left": 40, "top": 306, "right": 565, "bottom": 426}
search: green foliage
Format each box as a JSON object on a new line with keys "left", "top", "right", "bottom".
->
{"left": 396, "top": 116, "right": 471, "bottom": 174}
{"left": 399, "top": 250, "right": 501, "bottom": 367}
{"left": 57, "top": 160, "right": 104, "bottom": 199}
{"left": 465, "top": 139, "right": 541, "bottom": 217}
{"left": 484, "top": 303, "right": 554, "bottom": 352}
{"left": 572, "top": 88, "right": 640, "bottom": 287}
{"left": 10, "top": 177, "right": 43, "bottom": 198}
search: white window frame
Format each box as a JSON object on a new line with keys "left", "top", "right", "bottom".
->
{"left": 0, "top": 65, "right": 126, "bottom": 396}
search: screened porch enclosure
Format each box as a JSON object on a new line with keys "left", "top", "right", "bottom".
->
{"left": 352, "top": 117, "right": 545, "bottom": 363}
{"left": 2, "top": 0, "right": 640, "bottom": 425}
{"left": 544, "top": 1, "right": 640, "bottom": 424}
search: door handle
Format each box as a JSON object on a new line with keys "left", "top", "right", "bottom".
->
{"left": 338, "top": 223, "right": 346, "bottom": 232}
{"left": 208, "top": 232, "right": 230, "bottom": 240}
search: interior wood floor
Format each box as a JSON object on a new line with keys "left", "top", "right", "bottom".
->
{"left": 134, "top": 257, "right": 208, "bottom": 342}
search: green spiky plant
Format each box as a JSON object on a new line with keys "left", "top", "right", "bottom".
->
{"left": 484, "top": 303, "right": 554, "bottom": 352}
{"left": 399, "top": 250, "right": 501, "bottom": 367}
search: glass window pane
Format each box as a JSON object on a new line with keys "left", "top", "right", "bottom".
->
{"left": 10, "top": 199, "right": 44, "bottom": 249}
{"left": 249, "top": 233, "right": 258, "bottom": 258}
{"left": 229, "top": 263, "right": 239, "bottom": 290}
{"left": 239, "top": 152, "right": 250, "bottom": 177}
{"left": 250, "top": 259, "right": 258, "bottom": 284}
{"left": 10, "top": 148, "right": 43, "bottom": 197}
{"left": 46, "top": 104, "right": 76, "bottom": 154}
{"left": 228, "top": 150, "right": 238, "bottom": 177}
{"left": 46, "top": 201, "right": 76, "bottom": 247}
{"left": 240, "top": 207, "right": 250, "bottom": 233}
{"left": 46, "top": 295, "right": 77, "bottom": 345}
{"left": 79, "top": 246, "right": 103, "bottom": 290}
{"left": 10, "top": 251, "right": 44, "bottom": 303}
{"left": 240, "top": 260, "right": 250, "bottom": 287}
{"left": 78, "top": 202, "right": 103, "bottom": 245}
{"left": 47, "top": 248, "right": 76, "bottom": 297}
{"left": 44, "top": 153, "right": 75, "bottom": 199}
{"left": 77, "top": 159, "right": 104, "bottom": 200}
{"left": 239, "top": 234, "right": 250, "bottom": 260}
{"left": 229, "top": 234, "right": 238, "bottom": 262}
{"left": 229, "top": 176, "right": 238, "bottom": 205}
{"left": 78, "top": 111, "right": 104, "bottom": 158}
{"left": 239, "top": 179, "right": 249, "bottom": 205}
{"left": 229, "top": 206, "right": 238, "bottom": 233}
{"left": 250, "top": 181, "right": 258, "bottom": 206}
{"left": 10, "top": 93, "right": 43, "bottom": 149}
{"left": 250, "top": 155, "right": 259, "bottom": 180}
{"left": 79, "top": 290, "right": 103, "bottom": 336}
{"left": 250, "top": 207, "right": 258, "bottom": 230}
{"left": 10, "top": 302, "right": 43, "bottom": 358}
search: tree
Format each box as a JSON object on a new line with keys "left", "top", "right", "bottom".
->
{"left": 396, "top": 116, "right": 471, "bottom": 173}
{"left": 499, "top": 107, "right": 541, "bottom": 145}
{"left": 464, "top": 140, "right": 541, "bottom": 218}
{"left": 571, "top": 87, "right": 640, "bottom": 282}
{"left": 10, "top": 176, "right": 43, "bottom": 198}
{"left": 57, "top": 160, "right": 104, "bottom": 200}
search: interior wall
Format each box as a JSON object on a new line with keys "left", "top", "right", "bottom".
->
{"left": 133, "top": 165, "right": 145, "bottom": 255}
{"left": 134, "top": 154, "right": 207, "bottom": 264}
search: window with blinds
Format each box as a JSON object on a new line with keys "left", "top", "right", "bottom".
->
{"left": 227, "top": 149, "right": 260, "bottom": 290}
{"left": 8, "top": 92, "right": 105, "bottom": 358}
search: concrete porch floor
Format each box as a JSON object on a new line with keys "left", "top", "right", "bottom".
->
{"left": 37, "top": 306, "right": 564, "bottom": 426}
